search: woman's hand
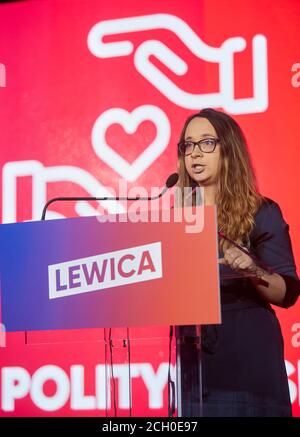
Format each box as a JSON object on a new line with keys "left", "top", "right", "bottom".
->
{"left": 218, "top": 246, "right": 288, "bottom": 304}
{"left": 218, "top": 246, "right": 259, "bottom": 277}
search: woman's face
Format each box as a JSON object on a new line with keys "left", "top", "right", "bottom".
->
{"left": 183, "top": 117, "right": 221, "bottom": 186}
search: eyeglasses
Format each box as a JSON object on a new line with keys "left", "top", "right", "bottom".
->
{"left": 178, "top": 138, "right": 219, "bottom": 156}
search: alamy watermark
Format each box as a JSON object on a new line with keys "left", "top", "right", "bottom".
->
{"left": 0, "top": 63, "right": 6, "bottom": 88}
{"left": 95, "top": 181, "right": 205, "bottom": 233}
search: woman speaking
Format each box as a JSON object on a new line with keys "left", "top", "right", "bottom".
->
{"left": 176, "top": 108, "right": 300, "bottom": 416}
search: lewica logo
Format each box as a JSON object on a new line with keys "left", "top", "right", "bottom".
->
{"left": 48, "top": 242, "right": 162, "bottom": 299}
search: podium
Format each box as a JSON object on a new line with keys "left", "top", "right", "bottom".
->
{"left": 0, "top": 206, "right": 221, "bottom": 416}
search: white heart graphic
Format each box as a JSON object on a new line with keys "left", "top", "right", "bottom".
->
{"left": 91, "top": 105, "right": 170, "bottom": 182}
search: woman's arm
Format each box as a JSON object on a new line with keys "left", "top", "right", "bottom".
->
{"left": 219, "top": 249, "right": 287, "bottom": 305}
{"left": 250, "top": 270, "right": 286, "bottom": 306}
{"left": 219, "top": 200, "right": 300, "bottom": 307}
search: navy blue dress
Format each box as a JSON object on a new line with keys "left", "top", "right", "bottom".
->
{"left": 201, "top": 197, "right": 300, "bottom": 416}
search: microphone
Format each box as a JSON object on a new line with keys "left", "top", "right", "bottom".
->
{"left": 41, "top": 173, "right": 179, "bottom": 220}
{"left": 165, "top": 172, "right": 179, "bottom": 189}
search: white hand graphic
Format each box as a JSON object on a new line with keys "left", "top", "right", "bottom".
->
{"left": 88, "top": 13, "right": 268, "bottom": 114}
{"left": 2, "top": 160, "right": 126, "bottom": 223}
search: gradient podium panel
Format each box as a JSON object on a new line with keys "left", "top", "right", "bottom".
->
{"left": 0, "top": 206, "right": 221, "bottom": 331}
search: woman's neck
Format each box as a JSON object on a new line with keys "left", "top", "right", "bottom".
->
{"left": 203, "top": 185, "right": 217, "bottom": 205}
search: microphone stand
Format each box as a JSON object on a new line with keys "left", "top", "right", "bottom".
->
{"left": 41, "top": 179, "right": 176, "bottom": 220}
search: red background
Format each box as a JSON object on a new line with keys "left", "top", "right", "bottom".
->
{"left": 0, "top": 0, "right": 299, "bottom": 416}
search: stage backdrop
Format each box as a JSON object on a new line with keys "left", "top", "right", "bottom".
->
{"left": 0, "top": 0, "right": 300, "bottom": 416}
